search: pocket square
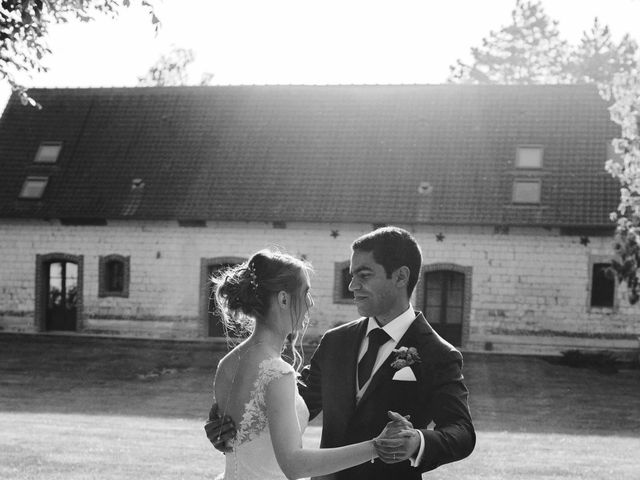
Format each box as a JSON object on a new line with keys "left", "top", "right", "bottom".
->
{"left": 392, "top": 366, "right": 417, "bottom": 381}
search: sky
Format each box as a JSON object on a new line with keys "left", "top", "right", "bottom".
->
{"left": 2, "top": 0, "right": 640, "bottom": 107}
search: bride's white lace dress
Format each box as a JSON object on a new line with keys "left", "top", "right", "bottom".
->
{"left": 216, "top": 357, "right": 309, "bottom": 480}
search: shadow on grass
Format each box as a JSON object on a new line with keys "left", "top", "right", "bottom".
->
{"left": 1, "top": 334, "right": 639, "bottom": 438}
{"left": 464, "top": 352, "right": 640, "bottom": 437}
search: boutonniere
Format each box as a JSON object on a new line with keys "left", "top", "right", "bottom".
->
{"left": 390, "top": 346, "right": 421, "bottom": 369}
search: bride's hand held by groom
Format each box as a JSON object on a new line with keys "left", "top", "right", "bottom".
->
{"left": 204, "top": 402, "right": 237, "bottom": 454}
{"left": 373, "top": 410, "right": 421, "bottom": 464}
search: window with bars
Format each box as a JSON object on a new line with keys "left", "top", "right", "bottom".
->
{"left": 98, "top": 255, "right": 130, "bottom": 298}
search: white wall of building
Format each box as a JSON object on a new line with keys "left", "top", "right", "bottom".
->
{"left": 1, "top": 219, "right": 638, "bottom": 355}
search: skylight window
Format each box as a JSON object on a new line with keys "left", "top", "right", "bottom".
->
{"left": 34, "top": 142, "right": 62, "bottom": 164}
{"left": 516, "top": 146, "right": 543, "bottom": 169}
{"left": 19, "top": 176, "right": 49, "bottom": 199}
{"left": 512, "top": 179, "right": 541, "bottom": 204}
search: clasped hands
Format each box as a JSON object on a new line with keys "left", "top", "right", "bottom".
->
{"left": 205, "top": 405, "right": 420, "bottom": 464}
{"left": 373, "top": 410, "right": 421, "bottom": 464}
{"left": 204, "top": 404, "right": 235, "bottom": 453}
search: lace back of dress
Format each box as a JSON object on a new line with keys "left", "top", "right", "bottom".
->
{"left": 219, "top": 354, "right": 294, "bottom": 480}
{"left": 217, "top": 345, "right": 263, "bottom": 479}
{"left": 235, "top": 358, "right": 294, "bottom": 445}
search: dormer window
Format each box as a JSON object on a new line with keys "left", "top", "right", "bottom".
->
{"left": 512, "top": 179, "right": 541, "bottom": 204}
{"left": 516, "top": 146, "right": 543, "bottom": 169}
{"left": 19, "top": 176, "right": 49, "bottom": 199}
{"left": 34, "top": 142, "right": 62, "bottom": 164}
{"left": 511, "top": 146, "right": 544, "bottom": 205}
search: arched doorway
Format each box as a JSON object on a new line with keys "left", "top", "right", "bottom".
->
{"left": 35, "top": 253, "right": 83, "bottom": 332}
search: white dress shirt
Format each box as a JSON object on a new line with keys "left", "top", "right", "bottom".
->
{"left": 355, "top": 305, "right": 426, "bottom": 467}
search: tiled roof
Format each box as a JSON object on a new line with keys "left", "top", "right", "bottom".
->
{"left": 0, "top": 84, "right": 620, "bottom": 226}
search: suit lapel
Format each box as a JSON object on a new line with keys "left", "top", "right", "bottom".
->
{"left": 355, "top": 312, "right": 432, "bottom": 409}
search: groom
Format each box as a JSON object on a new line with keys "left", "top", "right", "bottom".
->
{"left": 206, "top": 226, "right": 475, "bottom": 479}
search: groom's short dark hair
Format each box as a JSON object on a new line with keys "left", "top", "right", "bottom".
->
{"left": 352, "top": 226, "right": 422, "bottom": 297}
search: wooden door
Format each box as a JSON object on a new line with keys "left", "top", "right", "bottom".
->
{"left": 423, "top": 270, "right": 464, "bottom": 346}
{"left": 45, "top": 261, "right": 78, "bottom": 331}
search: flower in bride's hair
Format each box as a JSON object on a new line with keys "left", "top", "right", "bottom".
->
{"left": 390, "top": 346, "right": 421, "bottom": 370}
{"left": 247, "top": 264, "right": 259, "bottom": 292}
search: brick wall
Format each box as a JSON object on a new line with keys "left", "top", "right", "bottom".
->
{"left": 1, "top": 219, "right": 638, "bottom": 355}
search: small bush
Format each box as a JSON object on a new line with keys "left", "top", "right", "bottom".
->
{"left": 559, "top": 349, "right": 619, "bottom": 373}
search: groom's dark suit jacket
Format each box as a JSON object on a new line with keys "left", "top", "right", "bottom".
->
{"left": 299, "top": 312, "right": 475, "bottom": 480}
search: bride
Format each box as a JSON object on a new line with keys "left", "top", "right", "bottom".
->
{"left": 211, "top": 249, "right": 389, "bottom": 480}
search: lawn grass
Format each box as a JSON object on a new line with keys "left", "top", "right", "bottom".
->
{"left": 1, "top": 334, "right": 639, "bottom": 479}
{"left": 1, "top": 413, "right": 217, "bottom": 480}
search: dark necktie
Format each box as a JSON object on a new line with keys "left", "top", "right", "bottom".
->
{"left": 358, "top": 328, "right": 390, "bottom": 389}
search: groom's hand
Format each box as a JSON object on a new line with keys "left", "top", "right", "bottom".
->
{"left": 204, "top": 403, "right": 236, "bottom": 453}
{"left": 373, "top": 411, "right": 421, "bottom": 464}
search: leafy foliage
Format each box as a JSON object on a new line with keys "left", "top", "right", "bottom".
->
{"left": 137, "top": 46, "right": 214, "bottom": 86}
{"left": 568, "top": 18, "right": 639, "bottom": 84}
{"left": 602, "top": 70, "right": 640, "bottom": 304}
{"left": 449, "top": 0, "right": 638, "bottom": 85}
{"left": 0, "top": 0, "right": 159, "bottom": 107}
{"left": 449, "top": 0, "right": 569, "bottom": 84}
{"left": 449, "top": 0, "right": 640, "bottom": 305}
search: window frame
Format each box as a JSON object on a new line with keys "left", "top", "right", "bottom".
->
{"left": 34, "top": 142, "right": 63, "bottom": 164}
{"left": 423, "top": 270, "right": 465, "bottom": 325}
{"left": 512, "top": 178, "right": 542, "bottom": 204}
{"left": 516, "top": 145, "right": 544, "bottom": 169}
{"left": 414, "top": 263, "right": 472, "bottom": 348}
{"left": 19, "top": 176, "right": 49, "bottom": 199}
{"left": 333, "top": 260, "right": 353, "bottom": 304}
{"left": 35, "top": 253, "right": 84, "bottom": 332}
{"left": 98, "top": 254, "right": 130, "bottom": 298}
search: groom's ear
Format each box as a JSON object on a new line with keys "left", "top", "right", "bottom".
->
{"left": 394, "top": 266, "right": 410, "bottom": 289}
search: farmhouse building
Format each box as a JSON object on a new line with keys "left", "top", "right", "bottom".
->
{"left": 0, "top": 84, "right": 637, "bottom": 355}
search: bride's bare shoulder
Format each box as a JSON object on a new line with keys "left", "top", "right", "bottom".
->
{"left": 216, "top": 349, "right": 239, "bottom": 373}
{"left": 215, "top": 345, "right": 274, "bottom": 382}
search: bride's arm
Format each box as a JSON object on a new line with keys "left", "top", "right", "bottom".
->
{"left": 266, "top": 372, "right": 377, "bottom": 480}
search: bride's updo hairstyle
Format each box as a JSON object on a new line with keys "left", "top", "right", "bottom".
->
{"left": 212, "top": 248, "right": 312, "bottom": 338}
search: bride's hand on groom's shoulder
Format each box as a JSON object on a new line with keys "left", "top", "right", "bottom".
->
{"left": 204, "top": 403, "right": 236, "bottom": 453}
{"left": 373, "top": 411, "right": 420, "bottom": 464}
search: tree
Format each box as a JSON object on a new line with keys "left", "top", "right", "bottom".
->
{"left": 603, "top": 71, "right": 640, "bottom": 304}
{"left": 137, "top": 46, "right": 214, "bottom": 87}
{"left": 449, "top": 0, "right": 640, "bottom": 303}
{"left": 0, "top": 0, "right": 159, "bottom": 107}
{"left": 567, "top": 18, "right": 638, "bottom": 84}
{"left": 448, "top": 0, "right": 638, "bottom": 85}
{"left": 449, "top": 0, "right": 570, "bottom": 84}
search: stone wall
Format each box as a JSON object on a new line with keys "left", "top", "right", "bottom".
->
{"left": 1, "top": 219, "right": 638, "bottom": 355}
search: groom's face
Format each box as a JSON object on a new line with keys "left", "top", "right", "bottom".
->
{"left": 348, "top": 249, "right": 399, "bottom": 320}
